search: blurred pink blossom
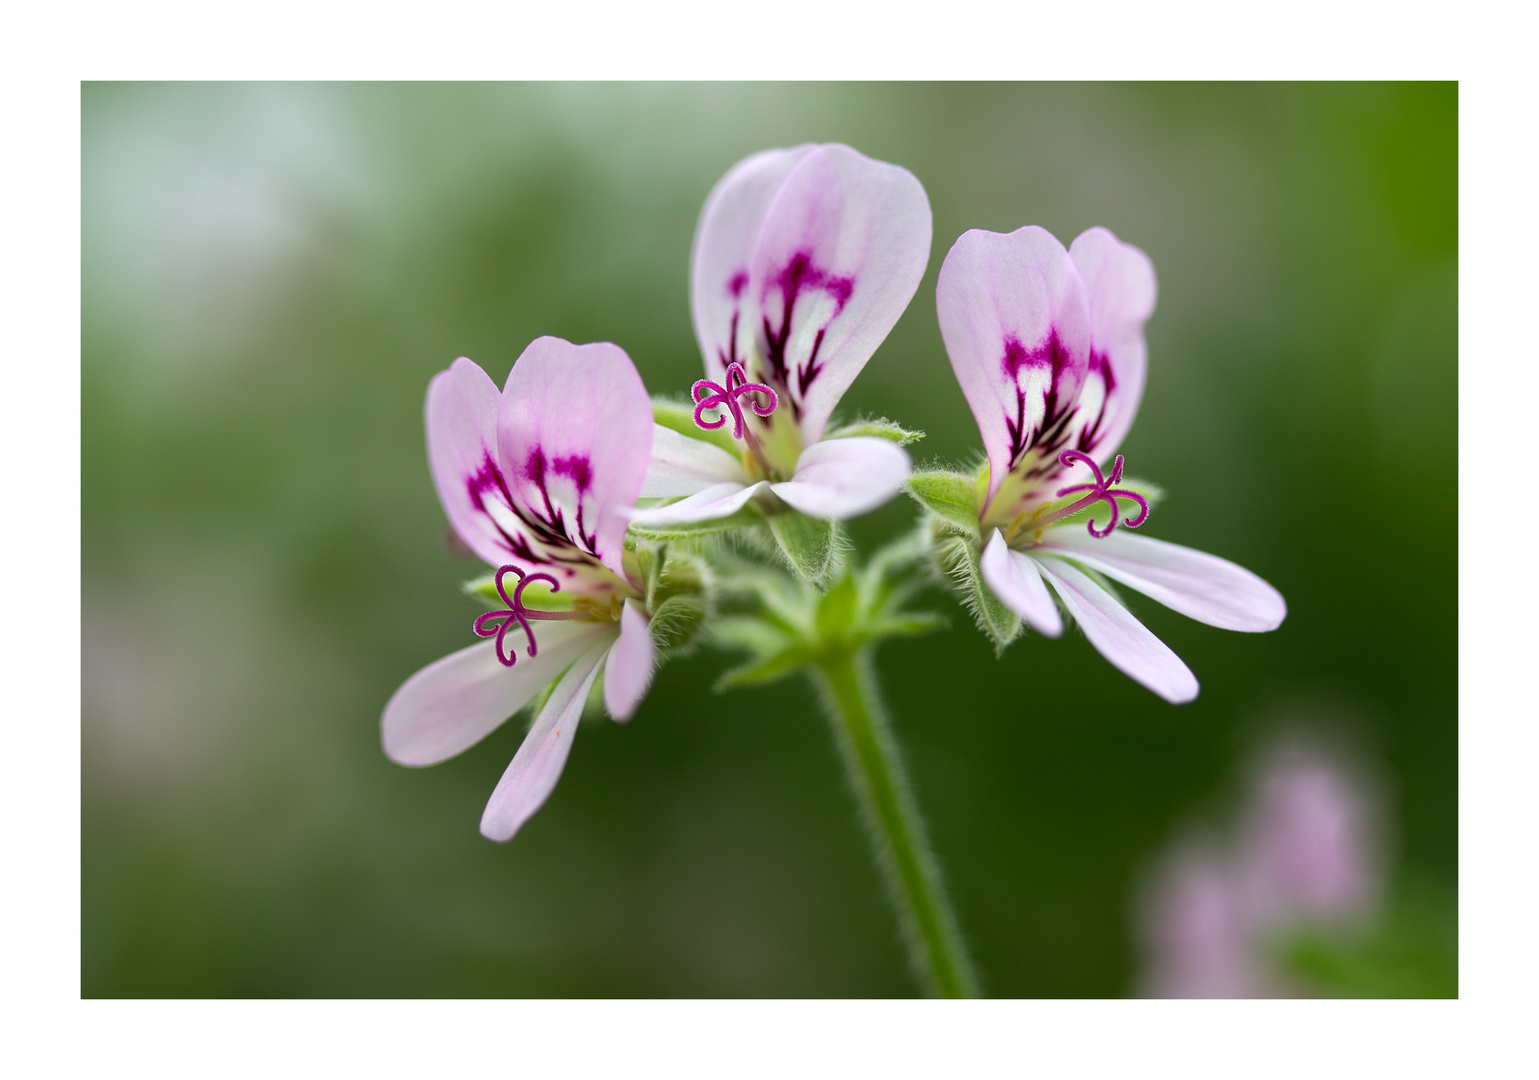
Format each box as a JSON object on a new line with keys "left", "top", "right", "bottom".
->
{"left": 1138, "top": 739, "right": 1381, "bottom": 997}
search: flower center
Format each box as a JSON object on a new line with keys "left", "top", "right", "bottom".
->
{"left": 1006, "top": 449, "right": 1150, "bottom": 543}
{"left": 473, "top": 564, "right": 586, "bottom": 667}
{"left": 692, "top": 361, "right": 779, "bottom": 441}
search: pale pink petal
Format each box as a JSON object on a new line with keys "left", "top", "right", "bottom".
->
{"left": 626, "top": 480, "right": 764, "bottom": 527}
{"left": 425, "top": 357, "right": 539, "bottom": 568}
{"left": 603, "top": 601, "right": 656, "bottom": 722}
{"left": 692, "top": 146, "right": 818, "bottom": 386}
{"left": 639, "top": 424, "right": 749, "bottom": 498}
{"left": 1037, "top": 528, "right": 1286, "bottom": 632}
{"left": 979, "top": 529, "right": 1062, "bottom": 637}
{"left": 381, "top": 620, "right": 614, "bottom": 767}
{"left": 1066, "top": 227, "right": 1157, "bottom": 463}
{"left": 479, "top": 635, "right": 614, "bottom": 843}
{"left": 1033, "top": 554, "right": 1199, "bottom": 704}
{"left": 936, "top": 227, "right": 1092, "bottom": 505}
{"left": 768, "top": 436, "right": 910, "bottom": 520}
{"left": 497, "top": 337, "right": 654, "bottom": 580}
{"left": 747, "top": 144, "right": 932, "bottom": 444}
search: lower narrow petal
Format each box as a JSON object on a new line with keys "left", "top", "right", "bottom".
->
{"left": 769, "top": 436, "right": 911, "bottom": 520}
{"left": 627, "top": 480, "right": 763, "bottom": 526}
{"left": 1033, "top": 554, "right": 1199, "bottom": 704}
{"left": 479, "top": 635, "right": 614, "bottom": 843}
{"left": 980, "top": 529, "right": 1063, "bottom": 637}
{"left": 604, "top": 601, "right": 657, "bottom": 721}
{"left": 381, "top": 620, "right": 612, "bottom": 767}
{"left": 1037, "top": 529, "right": 1286, "bottom": 632}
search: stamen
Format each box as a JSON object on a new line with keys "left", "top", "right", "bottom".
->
{"left": 1050, "top": 449, "right": 1150, "bottom": 538}
{"left": 473, "top": 564, "right": 567, "bottom": 667}
{"left": 691, "top": 362, "right": 778, "bottom": 441}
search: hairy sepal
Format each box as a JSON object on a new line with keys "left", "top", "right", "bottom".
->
{"left": 935, "top": 532, "right": 1021, "bottom": 654}
{"left": 906, "top": 470, "right": 983, "bottom": 538}
{"left": 823, "top": 416, "right": 926, "bottom": 447}
{"left": 768, "top": 510, "right": 844, "bottom": 584}
{"left": 711, "top": 546, "right": 944, "bottom": 687}
{"left": 710, "top": 616, "right": 813, "bottom": 689}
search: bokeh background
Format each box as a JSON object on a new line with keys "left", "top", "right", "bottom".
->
{"left": 82, "top": 83, "right": 1456, "bottom": 997}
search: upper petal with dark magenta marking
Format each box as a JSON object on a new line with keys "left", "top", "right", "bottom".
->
{"left": 496, "top": 337, "right": 654, "bottom": 583}
{"left": 746, "top": 145, "right": 932, "bottom": 444}
{"left": 936, "top": 226, "right": 1092, "bottom": 504}
{"left": 1065, "top": 227, "right": 1157, "bottom": 466}
{"left": 426, "top": 356, "right": 547, "bottom": 569}
{"left": 691, "top": 146, "right": 819, "bottom": 388}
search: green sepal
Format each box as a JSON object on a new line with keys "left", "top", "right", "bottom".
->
{"left": 462, "top": 572, "right": 575, "bottom": 612}
{"left": 815, "top": 573, "right": 860, "bottom": 643}
{"left": 715, "top": 643, "right": 817, "bottom": 689}
{"left": 768, "top": 510, "right": 842, "bottom": 584}
{"left": 906, "top": 470, "right": 983, "bottom": 538}
{"left": 935, "top": 531, "right": 1020, "bottom": 654}
{"left": 823, "top": 416, "right": 925, "bottom": 447}
{"left": 709, "top": 615, "right": 812, "bottom": 689}
{"left": 652, "top": 396, "right": 740, "bottom": 456}
{"left": 861, "top": 613, "right": 948, "bottom": 640}
{"left": 649, "top": 593, "right": 706, "bottom": 652}
{"left": 708, "top": 539, "right": 945, "bottom": 686}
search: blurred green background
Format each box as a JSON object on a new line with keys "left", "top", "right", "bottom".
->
{"left": 82, "top": 83, "right": 1456, "bottom": 997}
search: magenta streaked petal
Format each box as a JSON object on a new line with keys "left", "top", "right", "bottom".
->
{"left": 627, "top": 480, "right": 764, "bottom": 527}
{"left": 747, "top": 145, "right": 932, "bottom": 444}
{"left": 936, "top": 227, "right": 1092, "bottom": 505}
{"left": 1066, "top": 227, "right": 1157, "bottom": 464}
{"left": 497, "top": 337, "right": 654, "bottom": 581}
{"left": 1033, "top": 554, "right": 1199, "bottom": 704}
{"left": 426, "top": 357, "right": 535, "bottom": 568}
{"left": 769, "top": 436, "right": 910, "bottom": 520}
{"left": 1037, "top": 529, "right": 1286, "bottom": 633}
{"left": 380, "top": 620, "right": 614, "bottom": 768}
{"left": 640, "top": 424, "right": 749, "bottom": 498}
{"left": 478, "top": 634, "right": 614, "bottom": 843}
{"left": 692, "top": 146, "right": 819, "bottom": 387}
{"left": 979, "top": 529, "right": 1062, "bottom": 637}
{"left": 603, "top": 601, "right": 656, "bottom": 722}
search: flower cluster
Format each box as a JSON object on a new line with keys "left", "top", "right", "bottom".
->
{"left": 1137, "top": 739, "right": 1381, "bottom": 998}
{"left": 382, "top": 143, "right": 1287, "bottom": 842}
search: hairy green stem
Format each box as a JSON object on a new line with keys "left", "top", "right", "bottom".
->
{"left": 810, "top": 647, "right": 980, "bottom": 998}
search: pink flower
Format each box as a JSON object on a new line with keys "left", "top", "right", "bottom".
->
{"left": 632, "top": 144, "right": 931, "bottom": 528}
{"left": 933, "top": 225, "right": 1286, "bottom": 702}
{"left": 381, "top": 337, "right": 658, "bottom": 842}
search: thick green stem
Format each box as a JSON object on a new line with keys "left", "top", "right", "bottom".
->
{"left": 811, "top": 647, "right": 980, "bottom": 998}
